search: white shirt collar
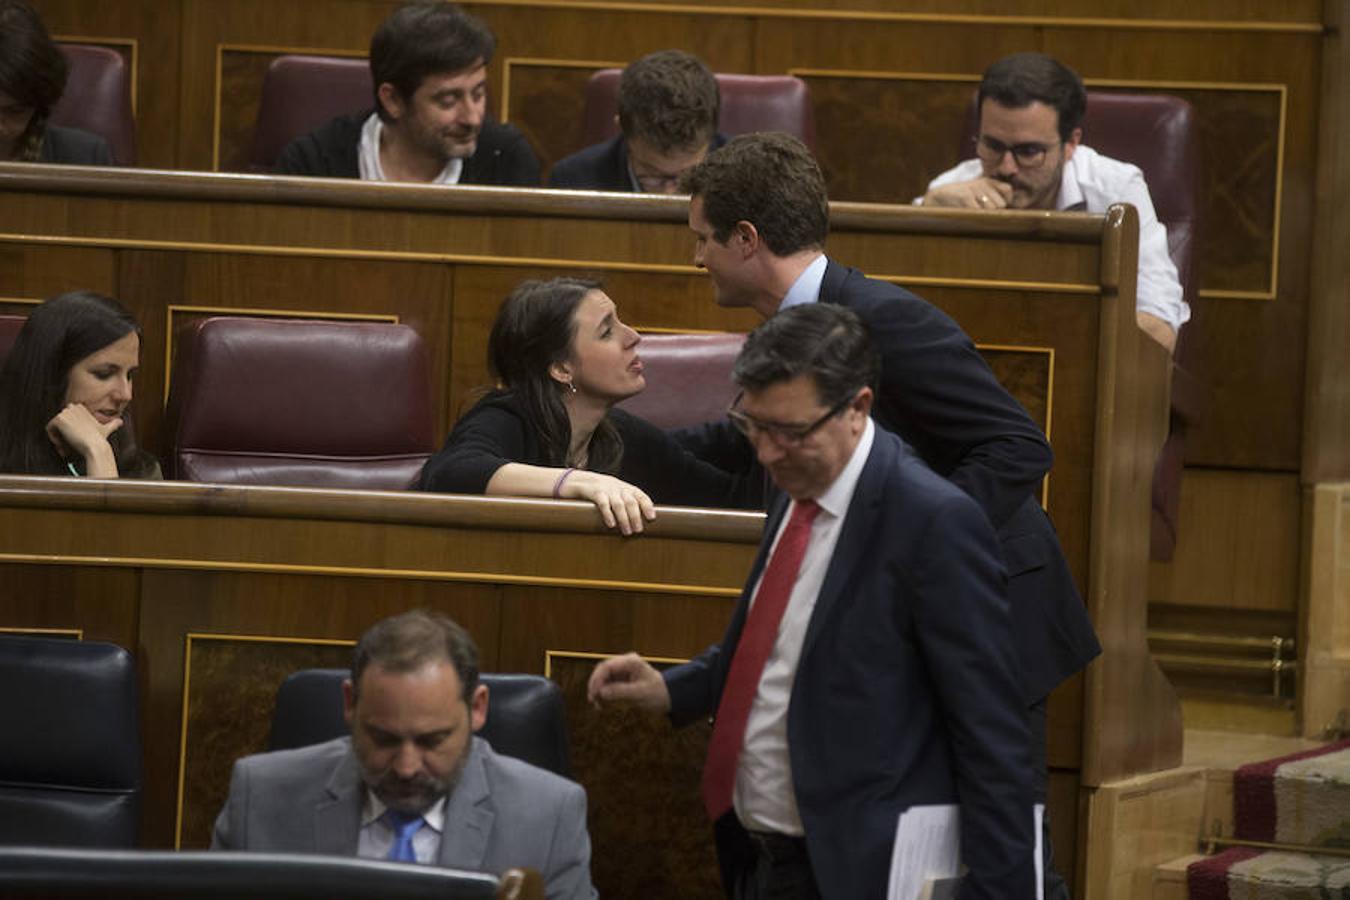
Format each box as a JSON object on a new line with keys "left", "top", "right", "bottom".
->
{"left": 810, "top": 417, "right": 874, "bottom": 521}
{"left": 357, "top": 113, "right": 464, "bottom": 185}
{"left": 360, "top": 788, "right": 447, "bottom": 834}
{"left": 778, "top": 253, "right": 828, "bottom": 311}
{"left": 1057, "top": 153, "right": 1086, "bottom": 211}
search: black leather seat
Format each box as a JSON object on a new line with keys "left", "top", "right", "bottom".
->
{"left": 0, "top": 846, "right": 504, "bottom": 899}
{"left": 269, "top": 669, "right": 570, "bottom": 777}
{"left": 0, "top": 637, "right": 141, "bottom": 848}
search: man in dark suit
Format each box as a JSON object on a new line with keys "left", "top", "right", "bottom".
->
{"left": 589, "top": 304, "right": 1036, "bottom": 899}
{"left": 275, "top": 3, "right": 539, "bottom": 186}
{"left": 675, "top": 132, "right": 1100, "bottom": 899}
{"left": 548, "top": 49, "right": 725, "bottom": 193}
{"left": 213, "top": 610, "right": 596, "bottom": 900}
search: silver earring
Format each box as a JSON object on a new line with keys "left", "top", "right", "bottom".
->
{"left": 567, "top": 382, "right": 577, "bottom": 394}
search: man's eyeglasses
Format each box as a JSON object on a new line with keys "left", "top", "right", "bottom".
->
{"left": 974, "top": 135, "right": 1061, "bottom": 169}
{"left": 726, "top": 390, "right": 858, "bottom": 447}
{"left": 633, "top": 172, "right": 684, "bottom": 193}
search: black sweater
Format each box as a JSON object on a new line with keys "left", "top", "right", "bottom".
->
{"left": 417, "top": 393, "right": 761, "bottom": 510}
{"left": 275, "top": 110, "right": 540, "bottom": 186}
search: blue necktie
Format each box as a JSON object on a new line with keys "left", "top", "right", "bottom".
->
{"left": 384, "top": 809, "right": 425, "bottom": 863}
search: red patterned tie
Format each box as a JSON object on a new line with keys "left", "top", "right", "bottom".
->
{"left": 701, "top": 498, "right": 820, "bottom": 821}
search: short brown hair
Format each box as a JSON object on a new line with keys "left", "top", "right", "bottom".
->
{"left": 370, "top": 2, "right": 496, "bottom": 124}
{"left": 680, "top": 132, "right": 828, "bottom": 257}
{"left": 350, "top": 609, "right": 480, "bottom": 703}
{"left": 617, "top": 50, "right": 719, "bottom": 153}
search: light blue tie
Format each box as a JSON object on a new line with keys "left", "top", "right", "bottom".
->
{"left": 384, "top": 809, "right": 425, "bottom": 863}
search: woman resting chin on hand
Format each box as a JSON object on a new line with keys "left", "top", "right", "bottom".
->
{"left": 417, "top": 277, "right": 755, "bottom": 533}
{"left": 0, "top": 291, "right": 159, "bottom": 479}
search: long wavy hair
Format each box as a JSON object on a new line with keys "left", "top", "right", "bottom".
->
{"left": 485, "top": 277, "right": 623, "bottom": 473}
{"left": 0, "top": 291, "right": 156, "bottom": 476}
{"left": 0, "top": 0, "right": 69, "bottom": 161}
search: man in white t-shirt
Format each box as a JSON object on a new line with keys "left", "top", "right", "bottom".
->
{"left": 919, "top": 52, "right": 1188, "bottom": 353}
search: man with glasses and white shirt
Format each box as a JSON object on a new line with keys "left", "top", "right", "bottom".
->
{"left": 918, "top": 52, "right": 1187, "bottom": 353}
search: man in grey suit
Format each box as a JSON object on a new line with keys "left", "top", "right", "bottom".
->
{"left": 212, "top": 610, "right": 597, "bottom": 900}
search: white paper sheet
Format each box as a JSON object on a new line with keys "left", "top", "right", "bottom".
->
{"left": 887, "top": 804, "right": 961, "bottom": 900}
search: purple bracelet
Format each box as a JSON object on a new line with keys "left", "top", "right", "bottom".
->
{"left": 552, "top": 467, "right": 576, "bottom": 499}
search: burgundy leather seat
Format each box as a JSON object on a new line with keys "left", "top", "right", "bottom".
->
{"left": 961, "top": 90, "right": 1203, "bottom": 560}
{"left": 579, "top": 70, "right": 816, "bottom": 149}
{"left": 0, "top": 315, "right": 26, "bottom": 366}
{"left": 247, "top": 55, "right": 373, "bottom": 171}
{"left": 615, "top": 332, "right": 745, "bottom": 430}
{"left": 52, "top": 44, "right": 136, "bottom": 165}
{"left": 165, "top": 317, "right": 434, "bottom": 489}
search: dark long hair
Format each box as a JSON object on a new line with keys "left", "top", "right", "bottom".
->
{"left": 0, "top": 0, "right": 68, "bottom": 161}
{"left": 0, "top": 291, "right": 156, "bottom": 476}
{"left": 485, "top": 278, "right": 623, "bottom": 473}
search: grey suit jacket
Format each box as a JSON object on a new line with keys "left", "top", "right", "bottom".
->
{"left": 212, "top": 736, "right": 596, "bottom": 900}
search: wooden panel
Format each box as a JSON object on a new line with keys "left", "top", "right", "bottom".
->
{"left": 1304, "top": 1, "right": 1350, "bottom": 483}
{"left": 1147, "top": 470, "right": 1301, "bottom": 613}
{"left": 177, "top": 634, "right": 353, "bottom": 849}
{"left": 1080, "top": 767, "right": 1208, "bottom": 900}
{"left": 501, "top": 60, "right": 620, "bottom": 179}
{"left": 1299, "top": 483, "right": 1350, "bottom": 739}
{"left": 0, "top": 564, "right": 139, "bottom": 653}
{"left": 549, "top": 652, "right": 719, "bottom": 900}
{"left": 0, "top": 243, "right": 116, "bottom": 299}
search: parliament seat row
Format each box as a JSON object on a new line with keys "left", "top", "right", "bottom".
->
{"left": 0, "top": 631, "right": 561, "bottom": 900}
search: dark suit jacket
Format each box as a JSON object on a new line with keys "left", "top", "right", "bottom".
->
{"left": 275, "top": 110, "right": 540, "bottom": 186}
{"left": 38, "top": 125, "right": 113, "bottom": 166}
{"left": 548, "top": 132, "right": 728, "bottom": 192}
{"left": 676, "top": 259, "right": 1100, "bottom": 702}
{"left": 211, "top": 736, "right": 596, "bottom": 900}
{"left": 665, "top": 428, "right": 1036, "bottom": 900}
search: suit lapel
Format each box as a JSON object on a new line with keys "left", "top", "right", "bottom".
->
{"left": 314, "top": 745, "right": 363, "bottom": 855}
{"left": 437, "top": 737, "right": 495, "bottom": 870}
{"left": 800, "top": 432, "right": 891, "bottom": 661}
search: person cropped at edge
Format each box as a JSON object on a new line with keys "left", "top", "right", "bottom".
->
{"left": 917, "top": 52, "right": 1187, "bottom": 353}
{"left": 0, "top": 291, "right": 158, "bottom": 478}
{"left": 549, "top": 49, "right": 727, "bottom": 194}
{"left": 275, "top": 2, "right": 539, "bottom": 186}
{"left": 670, "top": 132, "right": 1100, "bottom": 899}
{"left": 0, "top": 0, "right": 114, "bottom": 165}
{"left": 212, "top": 609, "right": 596, "bottom": 900}
{"left": 417, "top": 277, "right": 760, "bottom": 534}
{"left": 589, "top": 304, "right": 1036, "bottom": 899}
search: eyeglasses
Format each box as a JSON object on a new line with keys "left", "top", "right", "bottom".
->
{"left": 974, "top": 135, "right": 1061, "bottom": 169}
{"left": 726, "top": 390, "right": 858, "bottom": 447}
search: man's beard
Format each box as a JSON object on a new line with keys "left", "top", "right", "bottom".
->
{"left": 362, "top": 746, "right": 470, "bottom": 815}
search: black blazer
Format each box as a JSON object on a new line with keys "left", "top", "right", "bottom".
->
{"left": 548, "top": 133, "right": 728, "bottom": 192}
{"left": 38, "top": 125, "right": 113, "bottom": 166}
{"left": 275, "top": 110, "right": 541, "bottom": 186}
{"left": 676, "top": 259, "right": 1101, "bottom": 702}
{"left": 666, "top": 428, "right": 1037, "bottom": 900}
{"left": 416, "top": 392, "right": 759, "bottom": 509}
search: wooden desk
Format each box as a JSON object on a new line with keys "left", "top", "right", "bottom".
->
{"left": 0, "top": 167, "right": 1175, "bottom": 894}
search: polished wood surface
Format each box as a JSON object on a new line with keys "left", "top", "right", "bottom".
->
{"left": 1299, "top": 483, "right": 1350, "bottom": 738}
{"left": 1306, "top": 1, "right": 1350, "bottom": 483}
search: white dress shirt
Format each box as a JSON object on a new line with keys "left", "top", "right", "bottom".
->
{"left": 356, "top": 789, "right": 447, "bottom": 864}
{"left": 778, "top": 253, "right": 828, "bottom": 312}
{"left": 357, "top": 113, "right": 464, "bottom": 185}
{"left": 734, "top": 418, "right": 876, "bottom": 835}
{"left": 921, "top": 145, "right": 1189, "bottom": 331}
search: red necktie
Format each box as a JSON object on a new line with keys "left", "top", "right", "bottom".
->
{"left": 701, "top": 498, "right": 820, "bottom": 821}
